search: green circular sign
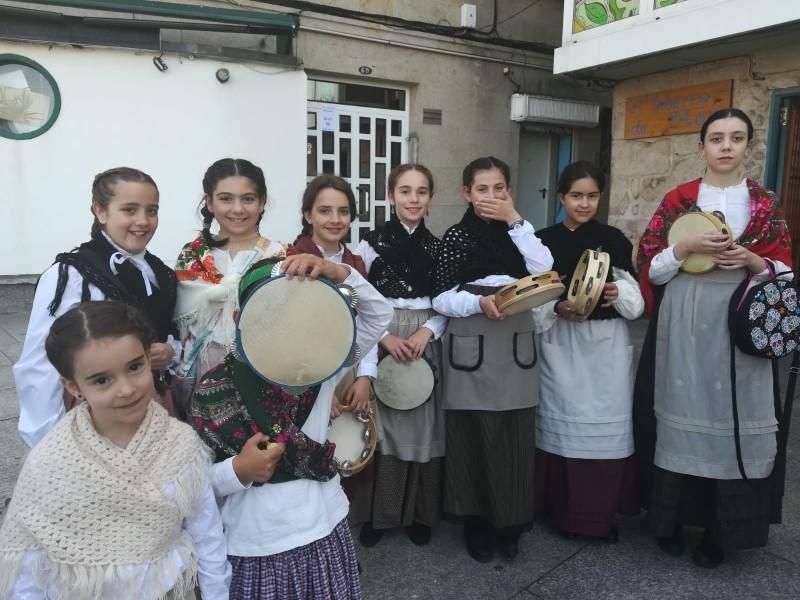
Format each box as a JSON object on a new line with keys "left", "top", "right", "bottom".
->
{"left": 0, "top": 54, "right": 61, "bottom": 140}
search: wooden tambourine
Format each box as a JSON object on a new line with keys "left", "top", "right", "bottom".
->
{"left": 494, "top": 271, "right": 566, "bottom": 316}
{"left": 567, "top": 249, "right": 610, "bottom": 317}
{"left": 328, "top": 410, "right": 377, "bottom": 477}
{"left": 236, "top": 269, "right": 360, "bottom": 390}
{"left": 372, "top": 355, "right": 435, "bottom": 411}
{"left": 667, "top": 210, "right": 732, "bottom": 274}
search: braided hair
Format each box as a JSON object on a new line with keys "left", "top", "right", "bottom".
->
{"left": 90, "top": 167, "right": 158, "bottom": 238}
{"left": 200, "top": 158, "right": 268, "bottom": 248}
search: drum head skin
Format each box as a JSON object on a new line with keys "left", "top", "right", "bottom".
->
{"left": 567, "top": 249, "right": 610, "bottom": 317}
{"left": 495, "top": 271, "right": 566, "bottom": 316}
{"left": 237, "top": 276, "right": 355, "bottom": 388}
{"left": 373, "top": 355, "right": 435, "bottom": 410}
{"left": 667, "top": 211, "right": 732, "bottom": 274}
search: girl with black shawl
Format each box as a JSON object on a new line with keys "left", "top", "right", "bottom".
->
{"left": 352, "top": 164, "right": 447, "bottom": 548}
{"left": 14, "top": 167, "right": 179, "bottom": 447}
{"left": 431, "top": 156, "right": 553, "bottom": 562}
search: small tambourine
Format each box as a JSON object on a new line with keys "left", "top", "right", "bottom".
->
{"left": 494, "top": 271, "right": 566, "bottom": 316}
{"left": 372, "top": 355, "right": 435, "bottom": 411}
{"left": 329, "top": 409, "right": 377, "bottom": 477}
{"left": 235, "top": 261, "right": 361, "bottom": 390}
{"left": 667, "top": 209, "right": 732, "bottom": 274}
{"left": 567, "top": 249, "right": 610, "bottom": 317}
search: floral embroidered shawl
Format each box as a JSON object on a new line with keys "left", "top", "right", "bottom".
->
{"left": 637, "top": 178, "right": 792, "bottom": 316}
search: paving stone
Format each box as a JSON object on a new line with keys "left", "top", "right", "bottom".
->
{"left": 0, "top": 326, "right": 22, "bottom": 364}
{"left": 0, "top": 312, "right": 29, "bottom": 342}
{"left": 0, "top": 419, "right": 28, "bottom": 524}
{"left": 0, "top": 386, "right": 18, "bottom": 420}
{"left": 0, "top": 365, "right": 14, "bottom": 390}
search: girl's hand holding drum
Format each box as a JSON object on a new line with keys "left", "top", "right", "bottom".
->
{"left": 674, "top": 231, "right": 731, "bottom": 259}
{"left": 232, "top": 432, "right": 286, "bottom": 484}
{"left": 602, "top": 282, "right": 619, "bottom": 305}
{"left": 343, "top": 376, "right": 371, "bottom": 414}
{"left": 148, "top": 342, "right": 174, "bottom": 370}
{"left": 280, "top": 254, "right": 349, "bottom": 283}
{"left": 479, "top": 294, "right": 506, "bottom": 320}
{"left": 712, "top": 243, "right": 768, "bottom": 272}
{"left": 380, "top": 333, "right": 416, "bottom": 362}
{"left": 556, "top": 300, "right": 587, "bottom": 322}
{"left": 406, "top": 327, "right": 433, "bottom": 360}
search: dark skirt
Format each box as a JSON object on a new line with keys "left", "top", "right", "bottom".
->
{"left": 228, "top": 518, "right": 361, "bottom": 600}
{"left": 370, "top": 453, "right": 443, "bottom": 530}
{"left": 444, "top": 408, "right": 536, "bottom": 528}
{"left": 534, "top": 449, "right": 639, "bottom": 537}
{"left": 648, "top": 466, "right": 779, "bottom": 550}
{"left": 343, "top": 460, "right": 375, "bottom": 526}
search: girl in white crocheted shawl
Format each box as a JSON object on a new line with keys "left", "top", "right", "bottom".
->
{"left": 0, "top": 302, "right": 231, "bottom": 600}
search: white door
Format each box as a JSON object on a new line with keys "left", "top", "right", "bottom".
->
{"left": 307, "top": 102, "right": 408, "bottom": 245}
{"left": 517, "top": 131, "right": 558, "bottom": 230}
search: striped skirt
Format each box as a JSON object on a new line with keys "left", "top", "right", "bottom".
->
{"left": 229, "top": 518, "right": 361, "bottom": 600}
{"left": 444, "top": 408, "right": 536, "bottom": 528}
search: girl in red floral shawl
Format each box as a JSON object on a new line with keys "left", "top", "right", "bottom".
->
{"left": 634, "top": 109, "right": 792, "bottom": 569}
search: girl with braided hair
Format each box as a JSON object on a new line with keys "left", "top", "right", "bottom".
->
{"left": 173, "top": 158, "right": 286, "bottom": 413}
{"left": 14, "top": 167, "right": 180, "bottom": 447}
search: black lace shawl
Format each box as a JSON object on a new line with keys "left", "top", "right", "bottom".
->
{"left": 362, "top": 215, "right": 441, "bottom": 298}
{"left": 431, "top": 206, "right": 528, "bottom": 296}
{"left": 47, "top": 232, "right": 177, "bottom": 341}
{"left": 536, "top": 219, "right": 635, "bottom": 320}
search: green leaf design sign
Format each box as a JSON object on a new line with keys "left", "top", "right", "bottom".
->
{"left": 573, "top": 0, "right": 640, "bottom": 32}
{"left": 655, "top": 0, "right": 689, "bottom": 8}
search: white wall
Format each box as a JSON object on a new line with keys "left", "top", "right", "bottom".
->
{"left": 554, "top": 0, "right": 800, "bottom": 74}
{"left": 0, "top": 40, "right": 307, "bottom": 276}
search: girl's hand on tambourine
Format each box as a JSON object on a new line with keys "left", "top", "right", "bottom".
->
{"left": 675, "top": 232, "right": 730, "bottom": 258}
{"left": 479, "top": 295, "right": 506, "bottom": 320}
{"left": 713, "top": 244, "right": 768, "bottom": 273}
{"left": 281, "top": 255, "right": 349, "bottom": 282}
{"left": 379, "top": 333, "right": 415, "bottom": 362}
{"left": 556, "top": 300, "right": 587, "bottom": 322}
{"left": 331, "top": 395, "right": 345, "bottom": 418}
{"left": 233, "top": 432, "right": 285, "bottom": 484}
{"left": 406, "top": 327, "right": 433, "bottom": 360}
{"left": 148, "top": 342, "right": 174, "bottom": 370}
{"left": 601, "top": 282, "right": 618, "bottom": 307}
{"left": 343, "top": 376, "right": 371, "bottom": 414}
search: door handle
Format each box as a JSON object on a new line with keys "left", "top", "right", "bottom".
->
{"left": 539, "top": 188, "right": 547, "bottom": 199}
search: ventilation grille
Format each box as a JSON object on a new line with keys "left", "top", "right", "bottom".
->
{"left": 422, "top": 108, "right": 443, "bottom": 125}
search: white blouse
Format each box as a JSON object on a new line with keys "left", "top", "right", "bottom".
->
{"left": 432, "top": 220, "right": 554, "bottom": 317}
{"left": 649, "top": 180, "right": 790, "bottom": 284}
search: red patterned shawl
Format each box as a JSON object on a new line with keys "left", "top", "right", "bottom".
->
{"left": 637, "top": 178, "right": 792, "bottom": 316}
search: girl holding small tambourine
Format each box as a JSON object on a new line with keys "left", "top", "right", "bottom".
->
{"left": 635, "top": 108, "right": 792, "bottom": 568}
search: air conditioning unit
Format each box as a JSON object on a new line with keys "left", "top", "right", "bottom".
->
{"left": 510, "top": 93, "right": 600, "bottom": 127}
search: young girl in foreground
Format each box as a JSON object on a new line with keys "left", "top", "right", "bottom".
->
{"left": 353, "top": 164, "right": 447, "bottom": 547}
{"left": 534, "top": 161, "right": 643, "bottom": 542}
{"left": 636, "top": 108, "right": 792, "bottom": 567}
{"left": 174, "top": 158, "right": 286, "bottom": 412}
{"left": 14, "top": 167, "right": 180, "bottom": 446}
{"left": 0, "top": 302, "right": 230, "bottom": 599}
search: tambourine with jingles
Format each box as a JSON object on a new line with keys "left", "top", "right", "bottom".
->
{"left": 372, "top": 355, "right": 435, "bottom": 411}
{"left": 235, "top": 262, "right": 360, "bottom": 390}
{"left": 494, "top": 271, "right": 566, "bottom": 316}
{"left": 667, "top": 209, "right": 733, "bottom": 274}
{"left": 328, "top": 410, "right": 377, "bottom": 477}
{"left": 567, "top": 249, "right": 610, "bottom": 317}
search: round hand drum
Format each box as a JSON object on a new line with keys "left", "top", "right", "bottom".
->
{"left": 494, "top": 271, "right": 566, "bottom": 316}
{"left": 328, "top": 411, "right": 377, "bottom": 477}
{"left": 373, "top": 355, "right": 435, "bottom": 411}
{"left": 236, "top": 274, "right": 358, "bottom": 389}
{"left": 667, "top": 211, "right": 732, "bottom": 274}
{"left": 567, "top": 249, "right": 610, "bottom": 317}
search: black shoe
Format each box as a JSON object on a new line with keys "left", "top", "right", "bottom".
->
{"left": 464, "top": 519, "right": 493, "bottom": 563}
{"left": 359, "top": 523, "right": 383, "bottom": 548}
{"left": 656, "top": 525, "right": 684, "bottom": 557}
{"left": 692, "top": 530, "right": 724, "bottom": 568}
{"left": 496, "top": 526, "right": 522, "bottom": 561}
{"left": 407, "top": 522, "right": 432, "bottom": 546}
{"left": 604, "top": 525, "right": 619, "bottom": 545}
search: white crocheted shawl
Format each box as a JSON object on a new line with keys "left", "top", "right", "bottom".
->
{"left": 0, "top": 401, "right": 211, "bottom": 600}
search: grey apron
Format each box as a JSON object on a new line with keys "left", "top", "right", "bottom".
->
{"left": 377, "top": 308, "right": 446, "bottom": 462}
{"left": 442, "top": 310, "right": 539, "bottom": 411}
{"left": 537, "top": 318, "right": 635, "bottom": 459}
{"left": 654, "top": 268, "right": 777, "bottom": 479}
